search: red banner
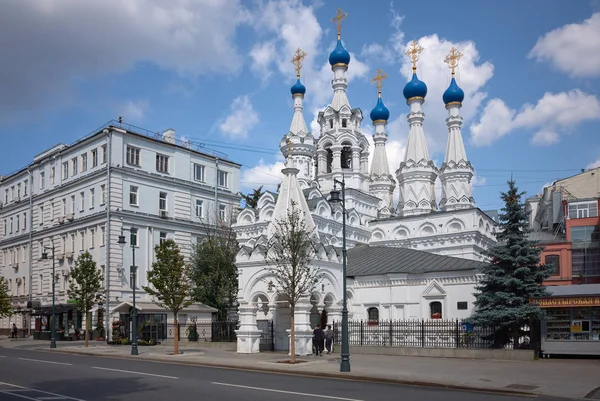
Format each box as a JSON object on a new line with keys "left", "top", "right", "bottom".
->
{"left": 530, "top": 296, "right": 600, "bottom": 308}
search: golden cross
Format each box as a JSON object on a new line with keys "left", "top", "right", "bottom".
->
{"left": 370, "top": 68, "right": 388, "bottom": 96}
{"left": 444, "top": 47, "right": 463, "bottom": 77}
{"left": 405, "top": 40, "right": 424, "bottom": 72}
{"left": 331, "top": 8, "right": 347, "bottom": 40}
{"left": 291, "top": 48, "right": 307, "bottom": 78}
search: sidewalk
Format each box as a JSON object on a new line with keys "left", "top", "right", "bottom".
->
{"left": 1, "top": 338, "right": 598, "bottom": 399}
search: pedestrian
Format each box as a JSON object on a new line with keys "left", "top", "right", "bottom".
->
{"left": 325, "top": 324, "right": 334, "bottom": 354}
{"left": 313, "top": 324, "right": 324, "bottom": 356}
{"left": 11, "top": 323, "right": 18, "bottom": 339}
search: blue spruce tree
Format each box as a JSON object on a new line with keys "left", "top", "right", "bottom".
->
{"left": 470, "top": 180, "right": 553, "bottom": 348}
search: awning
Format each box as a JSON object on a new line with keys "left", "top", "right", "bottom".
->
{"left": 112, "top": 301, "right": 217, "bottom": 314}
{"left": 31, "top": 305, "right": 78, "bottom": 316}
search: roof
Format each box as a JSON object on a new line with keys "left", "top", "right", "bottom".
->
{"left": 347, "top": 245, "right": 488, "bottom": 276}
{"left": 545, "top": 284, "right": 600, "bottom": 297}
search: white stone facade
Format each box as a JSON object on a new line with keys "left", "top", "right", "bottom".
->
{"left": 0, "top": 124, "right": 241, "bottom": 333}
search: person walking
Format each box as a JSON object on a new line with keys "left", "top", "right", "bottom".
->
{"left": 313, "top": 324, "right": 324, "bottom": 356}
{"left": 324, "top": 324, "right": 334, "bottom": 354}
{"left": 11, "top": 323, "right": 18, "bottom": 339}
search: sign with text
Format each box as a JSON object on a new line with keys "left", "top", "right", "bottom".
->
{"left": 530, "top": 296, "right": 600, "bottom": 308}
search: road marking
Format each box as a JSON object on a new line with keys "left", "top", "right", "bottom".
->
{"left": 18, "top": 358, "right": 72, "bottom": 366}
{"left": 0, "top": 355, "right": 6, "bottom": 357}
{"left": 211, "top": 382, "right": 364, "bottom": 400}
{"left": 0, "top": 381, "right": 84, "bottom": 401}
{"left": 91, "top": 366, "right": 178, "bottom": 379}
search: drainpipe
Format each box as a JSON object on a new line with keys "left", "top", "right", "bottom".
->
{"left": 27, "top": 167, "right": 33, "bottom": 334}
{"left": 104, "top": 128, "right": 112, "bottom": 342}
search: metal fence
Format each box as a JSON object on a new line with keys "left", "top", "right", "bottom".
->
{"left": 333, "top": 319, "right": 533, "bottom": 350}
{"left": 165, "top": 320, "right": 239, "bottom": 342}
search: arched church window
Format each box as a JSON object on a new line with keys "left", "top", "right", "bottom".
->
{"left": 342, "top": 119, "right": 347, "bottom": 128}
{"left": 430, "top": 301, "right": 442, "bottom": 319}
{"left": 341, "top": 146, "right": 352, "bottom": 169}
{"left": 326, "top": 148, "right": 333, "bottom": 173}
{"left": 329, "top": 120, "right": 333, "bottom": 129}
{"left": 367, "top": 307, "right": 379, "bottom": 325}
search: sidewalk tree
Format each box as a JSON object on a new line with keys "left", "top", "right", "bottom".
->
{"left": 240, "top": 185, "right": 264, "bottom": 209}
{"left": 470, "top": 180, "right": 553, "bottom": 348}
{"left": 143, "top": 239, "right": 193, "bottom": 355}
{"left": 190, "top": 221, "right": 239, "bottom": 321}
{"left": 266, "top": 201, "right": 321, "bottom": 363}
{"left": 0, "top": 277, "right": 12, "bottom": 318}
{"left": 68, "top": 251, "right": 104, "bottom": 347}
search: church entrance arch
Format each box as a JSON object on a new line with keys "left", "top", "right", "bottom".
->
{"left": 273, "top": 293, "right": 291, "bottom": 351}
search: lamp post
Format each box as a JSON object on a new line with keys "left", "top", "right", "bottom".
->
{"left": 117, "top": 225, "right": 138, "bottom": 356}
{"left": 328, "top": 176, "right": 350, "bottom": 372}
{"left": 41, "top": 240, "right": 56, "bottom": 349}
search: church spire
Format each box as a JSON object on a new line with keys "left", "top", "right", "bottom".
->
{"left": 439, "top": 47, "right": 474, "bottom": 211}
{"left": 328, "top": 8, "right": 351, "bottom": 110}
{"left": 281, "top": 48, "right": 315, "bottom": 185}
{"left": 396, "top": 41, "right": 438, "bottom": 216}
{"left": 368, "top": 68, "right": 396, "bottom": 216}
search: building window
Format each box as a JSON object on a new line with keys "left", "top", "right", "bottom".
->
{"left": 156, "top": 154, "right": 169, "bottom": 173}
{"left": 22, "top": 213, "right": 26, "bottom": 231}
{"left": 329, "top": 120, "right": 333, "bottom": 129}
{"left": 17, "top": 184, "right": 21, "bottom": 199}
{"left": 367, "top": 307, "right": 379, "bottom": 324}
{"left": 159, "top": 232, "right": 167, "bottom": 244}
{"left": 81, "top": 153, "right": 88, "bottom": 172}
{"left": 342, "top": 118, "right": 347, "bottom": 128}
{"left": 72, "top": 158, "right": 78, "bottom": 175}
{"left": 24, "top": 180, "right": 28, "bottom": 196}
{"left": 194, "top": 164, "right": 205, "bottom": 182}
{"left": 50, "top": 166, "right": 56, "bottom": 185}
{"left": 70, "top": 195, "right": 76, "bottom": 214}
{"left": 159, "top": 192, "right": 167, "bottom": 211}
{"left": 130, "top": 228, "right": 138, "bottom": 247}
{"left": 572, "top": 248, "right": 600, "bottom": 277}
{"left": 80, "top": 191, "right": 85, "bottom": 211}
{"left": 219, "top": 204, "right": 227, "bottom": 221}
{"left": 38, "top": 205, "right": 43, "bottom": 226}
{"left": 15, "top": 216, "right": 19, "bottom": 231}
{"left": 218, "top": 170, "right": 229, "bottom": 188}
{"left": 545, "top": 254, "right": 560, "bottom": 276}
{"left": 457, "top": 302, "right": 468, "bottom": 310}
{"left": 100, "top": 226, "right": 106, "bottom": 246}
{"left": 89, "top": 188, "right": 95, "bottom": 208}
{"left": 101, "top": 145, "right": 107, "bottom": 164}
{"left": 70, "top": 234, "right": 75, "bottom": 253}
{"left": 129, "top": 265, "right": 138, "bottom": 289}
{"left": 126, "top": 146, "right": 140, "bottom": 166}
{"left": 4, "top": 189, "right": 8, "bottom": 203}
{"left": 62, "top": 162, "right": 69, "bottom": 180}
{"left": 91, "top": 149, "right": 98, "bottom": 167}
{"left": 568, "top": 202, "right": 598, "bottom": 219}
{"left": 430, "top": 301, "right": 442, "bottom": 319}
{"left": 571, "top": 226, "right": 600, "bottom": 243}
{"left": 40, "top": 171, "right": 45, "bottom": 189}
{"left": 80, "top": 231, "right": 85, "bottom": 250}
{"left": 129, "top": 186, "right": 138, "bottom": 206}
{"left": 100, "top": 184, "right": 106, "bottom": 205}
{"left": 195, "top": 200, "right": 203, "bottom": 218}
{"left": 62, "top": 198, "right": 67, "bottom": 216}
{"left": 9, "top": 217, "right": 13, "bottom": 233}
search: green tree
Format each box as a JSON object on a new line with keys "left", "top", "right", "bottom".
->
{"left": 470, "top": 180, "right": 553, "bottom": 348}
{"left": 68, "top": 251, "right": 104, "bottom": 348}
{"left": 191, "top": 223, "right": 239, "bottom": 320}
{"left": 240, "top": 185, "right": 264, "bottom": 209}
{"left": 267, "top": 201, "right": 321, "bottom": 363}
{"left": 0, "top": 277, "right": 12, "bottom": 318}
{"left": 143, "top": 239, "right": 193, "bottom": 355}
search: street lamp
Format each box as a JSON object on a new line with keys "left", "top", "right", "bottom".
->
{"left": 328, "top": 176, "right": 350, "bottom": 373}
{"left": 117, "top": 225, "right": 139, "bottom": 356}
{"left": 41, "top": 240, "right": 57, "bottom": 349}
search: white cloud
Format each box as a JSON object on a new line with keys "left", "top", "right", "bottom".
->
{"left": 118, "top": 99, "right": 148, "bottom": 121}
{"left": 361, "top": 43, "right": 395, "bottom": 64}
{"left": 472, "top": 175, "right": 487, "bottom": 187}
{"left": 529, "top": 13, "right": 600, "bottom": 78}
{"left": 219, "top": 95, "right": 259, "bottom": 139}
{"left": 240, "top": 159, "right": 285, "bottom": 192}
{"left": 0, "top": 0, "right": 253, "bottom": 120}
{"left": 587, "top": 159, "right": 600, "bottom": 170}
{"left": 250, "top": 41, "right": 277, "bottom": 81}
{"left": 470, "top": 90, "right": 600, "bottom": 146}
{"left": 531, "top": 131, "right": 559, "bottom": 146}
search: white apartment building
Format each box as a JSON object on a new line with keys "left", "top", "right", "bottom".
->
{"left": 0, "top": 123, "right": 241, "bottom": 337}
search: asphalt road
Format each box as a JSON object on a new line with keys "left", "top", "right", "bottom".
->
{"left": 0, "top": 347, "right": 570, "bottom": 401}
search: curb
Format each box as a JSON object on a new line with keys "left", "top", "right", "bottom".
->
{"left": 34, "top": 348, "right": 537, "bottom": 398}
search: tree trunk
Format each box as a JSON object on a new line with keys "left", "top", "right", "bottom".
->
{"left": 290, "top": 311, "right": 295, "bottom": 363}
{"left": 85, "top": 311, "right": 89, "bottom": 348}
{"left": 174, "top": 315, "right": 179, "bottom": 355}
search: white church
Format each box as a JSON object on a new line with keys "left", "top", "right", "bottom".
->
{"left": 233, "top": 13, "right": 497, "bottom": 354}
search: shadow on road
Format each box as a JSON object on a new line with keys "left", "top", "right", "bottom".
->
{"left": 27, "top": 376, "right": 161, "bottom": 400}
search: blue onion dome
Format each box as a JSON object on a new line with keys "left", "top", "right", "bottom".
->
{"left": 370, "top": 97, "right": 390, "bottom": 122}
{"left": 402, "top": 73, "right": 428, "bottom": 101}
{"left": 442, "top": 77, "right": 464, "bottom": 105}
{"left": 290, "top": 78, "right": 306, "bottom": 96}
{"left": 329, "top": 39, "right": 351, "bottom": 66}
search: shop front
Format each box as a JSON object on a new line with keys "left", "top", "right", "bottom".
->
{"left": 31, "top": 304, "right": 82, "bottom": 341}
{"left": 530, "top": 284, "right": 600, "bottom": 356}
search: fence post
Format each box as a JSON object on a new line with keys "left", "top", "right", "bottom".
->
{"left": 421, "top": 319, "right": 425, "bottom": 347}
{"left": 389, "top": 320, "right": 393, "bottom": 347}
{"left": 360, "top": 320, "right": 364, "bottom": 346}
{"left": 455, "top": 319, "right": 460, "bottom": 348}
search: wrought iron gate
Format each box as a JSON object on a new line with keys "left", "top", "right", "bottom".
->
{"left": 258, "top": 320, "right": 274, "bottom": 351}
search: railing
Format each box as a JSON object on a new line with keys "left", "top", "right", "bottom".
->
{"left": 333, "top": 319, "right": 533, "bottom": 350}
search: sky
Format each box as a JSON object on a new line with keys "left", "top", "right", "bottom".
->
{"left": 1, "top": 0, "right": 599, "bottom": 212}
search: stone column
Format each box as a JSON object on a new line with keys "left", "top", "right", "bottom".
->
{"left": 316, "top": 149, "right": 327, "bottom": 175}
{"left": 235, "top": 301, "right": 262, "bottom": 354}
{"left": 331, "top": 145, "right": 342, "bottom": 172}
{"left": 327, "top": 305, "right": 342, "bottom": 327}
{"left": 287, "top": 296, "right": 313, "bottom": 356}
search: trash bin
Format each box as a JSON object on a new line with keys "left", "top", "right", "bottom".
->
{"left": 19, "top": 329, "right": 26, "bottom": 338}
